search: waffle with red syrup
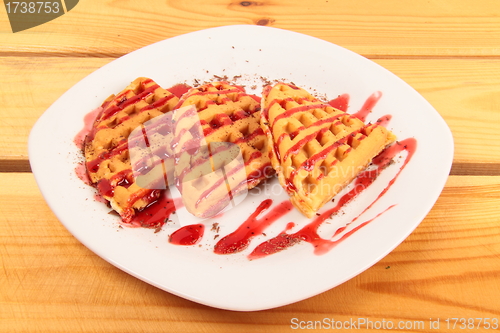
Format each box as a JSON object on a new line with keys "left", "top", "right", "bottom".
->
{"left": 172, "top": 82, "right": 274, "bottom": 218}
{"left": 261, "top": 83, "right": 396, "bottom": 218}
{"left": 84, "top": 77, "right": 180, "bottom": 226}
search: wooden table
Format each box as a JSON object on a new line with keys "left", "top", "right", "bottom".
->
{"left": 1, "top": 1, "right": 500, "bottom": 332}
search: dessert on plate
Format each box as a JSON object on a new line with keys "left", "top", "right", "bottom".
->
{"left": 172, "top": 82, "right": 274, "bottom": 218}
{"left": 84, "top": 79, "right": 274, "bottom": 223}
{"left": 83, "top": 77, "right": 180, "bottom": 225}
{"left": 261, "top": 82, "right": 396, "bottom": 218}
{"left": 83, "top": 77, "right": 395, "bottom": 225}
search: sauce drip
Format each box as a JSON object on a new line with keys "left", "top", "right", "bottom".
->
{"left": 352, "top": 91, "right": 383, "bottom": 122}
{"left": 328, "top": 94, "right": 350, "bottom": 112}
{"left": 376, "top": 114, "right": 392, "bottom": 127}
{"left": 214, "top": 199, "right": 294, "bottom": 254}
{"left": 169, "top": 224, "right": 205, "bottom": 245}
{"left": 167, "top": 83, "right": 191, "bottom": 98}
{"left": 248, "top": 137, "right": 417, "bottom": 260}
{"left": 129, "top": 191, "right": 182, "bottom": 229}
{"left": 74, "top": 106, "right": 103, "bottom": 150}
{"left": 74, "top": 162, "right": 91, "bottom": 185}
{"left": 248, "top": 205, "right": 395, "bottom": 259}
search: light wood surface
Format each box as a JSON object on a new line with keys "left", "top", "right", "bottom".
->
{"left": 1, "top": 1, "right": 500, "bottom": 332}
{"left": 2, "top": 57, "right": 500, "bottom": 171}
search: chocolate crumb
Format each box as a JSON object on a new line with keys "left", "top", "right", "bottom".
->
{"left": 108, "top": 210, "right": 120, "bottom": 216}
{"left": 214, "top": 74, "right": 228, "bottom": 81}
{"left": 211, "top": 222, "right": 220, "bottom": 233}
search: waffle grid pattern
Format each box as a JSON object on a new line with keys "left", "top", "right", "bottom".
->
{"left": 84, "top": 77, "right": 180, "bottom": 223}
{"left": 177, "top": 82, "right": 273, "bottom": 189}
{"left": 262, "top": 83, "right": 395, "bottom": 217}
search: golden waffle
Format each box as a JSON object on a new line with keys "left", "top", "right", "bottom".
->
{"left": 261, "top": 83, "right": 396, "bottom": 218}
{"left": 173, "top": 82, "right": 274, "bottom": 217}
{"left": 84, "top": 77, "right": 180, "bottom": 225}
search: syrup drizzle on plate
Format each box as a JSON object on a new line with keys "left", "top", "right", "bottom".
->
{"left": 75, "top": 87, "right": 417, "bottom": 261}
{"left": 73, "top": 106, "right": 103, "bottom": 150}
{"left": 352, "top": 91, "right": 383, "bottom": 122}
{"left": 169, "top": 223, "right": 205, "bottom": 245}
{"left": 213, "top": 199, "right": 294, "bottom": 254}
{"left": 248, "top": 137, "right": 416, "bottom": 259}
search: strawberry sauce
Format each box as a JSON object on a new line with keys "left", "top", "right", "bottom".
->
{"left": 167, "top": 83, "right": 191, "bottom": 98}
{"left": 214, "top": 199, "right": 294, "bottom": 254}
{"left": 328, "top": 94, "right": 350, "bottom": 112}
{"left": 74, "top": 106, "right": 103, "bottom": 150}
{"left": 75, "top": 83, "right": 418, "bottom": 261}
{"left": 169, "top": 224, "right": 205, "bottom": 245}
{"left": 248, "top": 137, "right": 417, "bottom": 259}
{"left": 352, "top": 91, "right": 383, "bottom": 122}
{"left": 128, "top": 192, "right": 182, "bottom": 229}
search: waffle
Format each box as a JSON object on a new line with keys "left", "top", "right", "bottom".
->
{"left": 261, "top": 83, "right": 396, "bottom": 218}
{"left": 84, "top": 77, "right": 180, "bottom": 225}
{"left": 173, "top": 82, "right": 274, "bottom": 218}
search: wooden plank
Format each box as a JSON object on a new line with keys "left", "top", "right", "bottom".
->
{"left": 372, "top": 58, "right": 500, "bottom": 171}
{"left": 450, "top": 162, "right": 500, "bottom": 176}
{"left": 0, "top": 57, "right": 112, "bottom": 160}
{"left": 0, "top": 156, "right": 31, "bottom": 172}
{"left": 1, "top": 173, "right": 499, "bottom": 332}
{"left": 1, "top": 0, "right": 500, "bottom": 57}
{"left": 2, "top": 57, "right": 500, "bottom": 173}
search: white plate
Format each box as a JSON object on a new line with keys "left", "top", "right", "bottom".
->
{"left": 29, "top": 25, "right": 454, "bottom": 311}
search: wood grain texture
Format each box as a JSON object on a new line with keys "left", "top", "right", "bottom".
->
{"left": 0, "top": 156, "right": 31, "bottom": 172}
{"left": 1, "top": 173, "right": 499, "bottom": 333}
{"left": 1, "top": 0, "right": 500, "bottom": 57}
{"left": 0, "top": 57, "right": 112, "bottom": 163}
{"left": 2, "top": 1, "right": 500, "bottom": 331}
{"left": 1, "top": 57, "right": 500, "bottom": 173}
{"left": 373, "top": 58, "right": 500, "bottom": 170}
